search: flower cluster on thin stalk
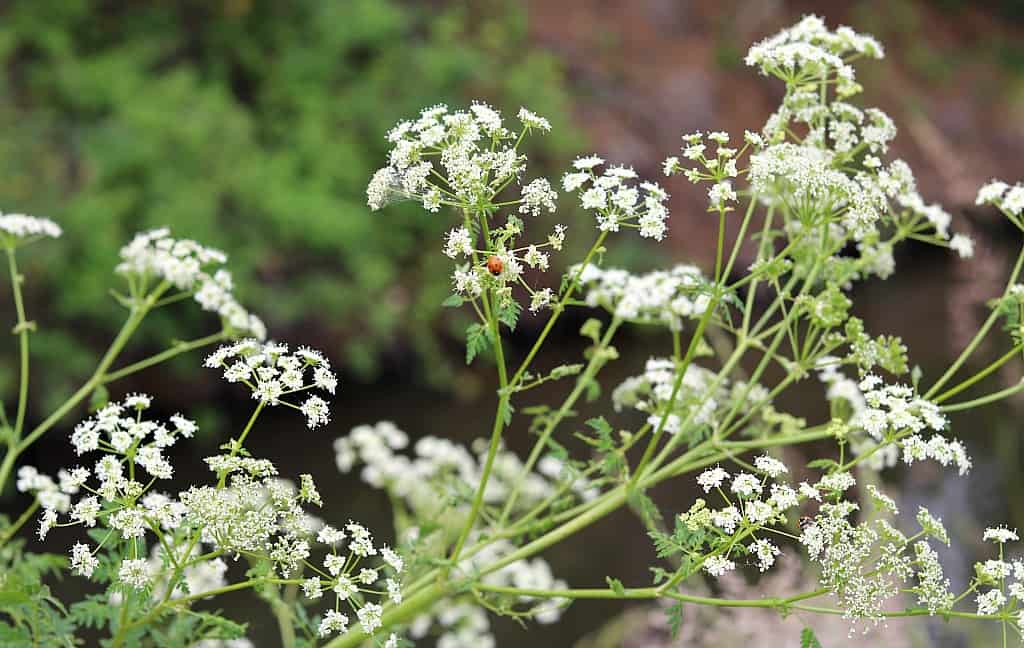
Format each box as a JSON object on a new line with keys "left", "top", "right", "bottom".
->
{"left": 668, "top": 458, "right": 804, "bottom": 579}
{"left": 367, "top": 102, "right": 568, "bottom": 315}
{"left": 203, "top": 339, "right": 337, "bottom": 429}
{"left": 817, "top": 362, "right": 971, "bottom": 474}
{"left": 611, "top": 358, "right": 772, "bottom": 440}
{"left": 117, "top": 228, "right": 266, "bottom": 339}
{"left": 664, "top": 16, "right": 973, "bottom": 296}
{"left": 573, "top": 263, "right": 711, "bottom": 331}
{"left": 0, "top": 212, "right": 62, "bottom": 248}
{"left": 19, "top": 388, "right": 405, "bottom": 644}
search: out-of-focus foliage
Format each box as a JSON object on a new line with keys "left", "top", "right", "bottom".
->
{"left": 0, "top": 0, "right": 582, "bottom": 395}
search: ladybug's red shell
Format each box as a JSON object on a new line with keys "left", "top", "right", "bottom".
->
{"left": 486, "top": 255, "right": 504, "bottom": 276}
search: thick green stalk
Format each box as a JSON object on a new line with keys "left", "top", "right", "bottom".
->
{"left": 932, "top": 343, "right": 1024, "bottom": 404}
{"left": 940, "top": 381, "right": 1024, "bottom": 413}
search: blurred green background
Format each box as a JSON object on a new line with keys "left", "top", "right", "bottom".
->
{"left": 2, "top": 1, "right": 1024, "bottom": 646}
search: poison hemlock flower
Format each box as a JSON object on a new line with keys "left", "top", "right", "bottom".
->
{"left": 0, "top": 213, "right": 62, "bottom": 247}
{"left": 562, "top": 160, "right": 670, "bottom": 239}
{"left": 704, "top": 555, "right": 736, "bottom": 577}
{"left": 984, "top": 526, "right": 1019, "bottom": 544}
{"left": 204, "top": 340, "right": 337, "bottom": 429}
{"left": 117, "top": 228, "right": 266, "bottom": 339}
{"left": 576, "top": 264, "right": 709, "bottom": 331}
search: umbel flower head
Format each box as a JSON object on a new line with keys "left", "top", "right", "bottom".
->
{"left": 117, "top": 228, "right": 266, "bottom": 340}
{"left": 367, "top": 102, "right": 551, "bottom": 214}
{"left": 204, "top": 339, "right": 337, "bottom": 429}
{"left": 0, "top": 212, "right": 62, "bottom": 248}
{"left": 562, "top": 157, "right": 671, "bottom": 239}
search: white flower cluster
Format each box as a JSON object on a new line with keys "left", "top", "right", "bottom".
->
{"left": 664, "top": 16, "right": 973, "bottom": 270}
{"left": 977, "top": 179, "right": 1024, "bottom": 227}
{"left": 117, "top": 228, "right": 265, "bottom": 339}
{"left": 817, "top": 364, "right": 970, "bottom": 475}
{"left": 367, "top": 102, "right": 550, "bottom": 213}
{"left": 970, "top": 527, "right": 1024, "bottom": 622}
{"left": 204, "top": 339, "right": 337, "bottom": 429}
{"left": 663, "top": 131, "right": 741, "bottom": 212}
{"left": 574, "top": 263, "right": 710, "bottom": 331}
{"left": 335, "top": 422, "right": 579, "bottom": 635}
{"left": 800, "top": 492, "right": 956, "bottom": 629}
{"left": 0, "top": 212, "right": 62, "bottom": 243}
{"left": 302, "top": 522, "right": 405, "bottom": 639}
{"left": 30, "top": 397, "right": 204, "bottom": 586}
{"left": 680, "top": 462, "right": 805, "bottom": 578}
{"left": 334, "top": 421, "right": 596, "bottom": 510}
{"left": 745, "top": 15, "right": 883, "bottom": 95}
{"left": 562, "top": 156, "right": 670, "bottom": 239}
{"left": 32, "top": 384, "right": 401, "bottom": 642}
{"left": 446, "top": 220, "right": 567, "bottom": 313}
{"left": 16, "top": 465, "right": 75, "bottom": 513}
{"left": 612, "top": 358, "right": 769, "bottom": 436}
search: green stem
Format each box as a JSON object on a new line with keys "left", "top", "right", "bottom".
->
{"left": 925, "top": 242, "right": 1024, "bottom": 400}
{"left": 449, "top": 214, "right": 510, "bottom": 565}
{"left": 508, "top": 231, "right": 608, "bottom": 387}
{"left": 629, "top": 296, "right": 717, "bottom": 486}
{"left": 932, "top": 342, "right": 1024, "bottom": 404}
{"left": 0, "top": 282, "right": 171, "bottom": 493}
{"left": 940, "top": 381, "right": 1024, "bottom": 413}
{"left": 6, "top": 249, "right": 29, "bottom": 441}
{"left": 715, "top": 210, "right": 726, "bottom": 282}
{"left": 0, "top": 497, "right": 39, "bottom": 547}
{"left": 103, "top": 331, "right": 228, "bottom": 384}
{"left": 218, "top": 402, "right": 266, "bottom": 487}
{"left": 497, "top": 317, "right": 621, "bottom": 524}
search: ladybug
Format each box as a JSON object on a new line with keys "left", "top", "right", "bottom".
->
{"left": 486, "top": 255, "right": 504, "bottom": 276}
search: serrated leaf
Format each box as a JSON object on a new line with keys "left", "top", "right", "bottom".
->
{"left": 0, "top": 589, "right": 31, "bottom": 606}
{"left": 465, "top": 323, "right": 491, "bottom": 365}
{"left": 800, "top": 627, "right": 823, "bottom": 648}
{"left": 441, "top": 294, "right": 464, "bottom": 308}
{"left": 666, "top": 601, "right": 684, "bottom": 639}
{"left": 585, "top": 417, "right": 613, "bottom": 437}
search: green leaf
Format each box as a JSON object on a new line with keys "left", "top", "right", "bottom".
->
{"left": 498, "top": 398, "right": 514, "bottom": 426}
{"left": 0, "top": 589, "right": 31, "bottom": 606}
{"left": 605, "top": 576, "right": 626, "bottom": 597}
{"left": 465, "top": 323, "right": 491, "bottom": 365}
{"left": 585, "top": 417, "right": 613, "bottom": 438}
{"left": 441, "top": 294, "right": 464, "bottom": 308}
{"left": 800, "top": 627, "right": 823, "bottom": 648}
{"left": 580, "top": 318, "right": 603, "bottom": 343}
{"left": 666, "top": 601, "right": 684, "bottom": 639}
{"left": 805, "top": 458, "right": 839, "bottom": 471}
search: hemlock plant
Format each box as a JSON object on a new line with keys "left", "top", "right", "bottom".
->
{"left": 4, "top": 15, "right": 1024, "bottom": 648}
